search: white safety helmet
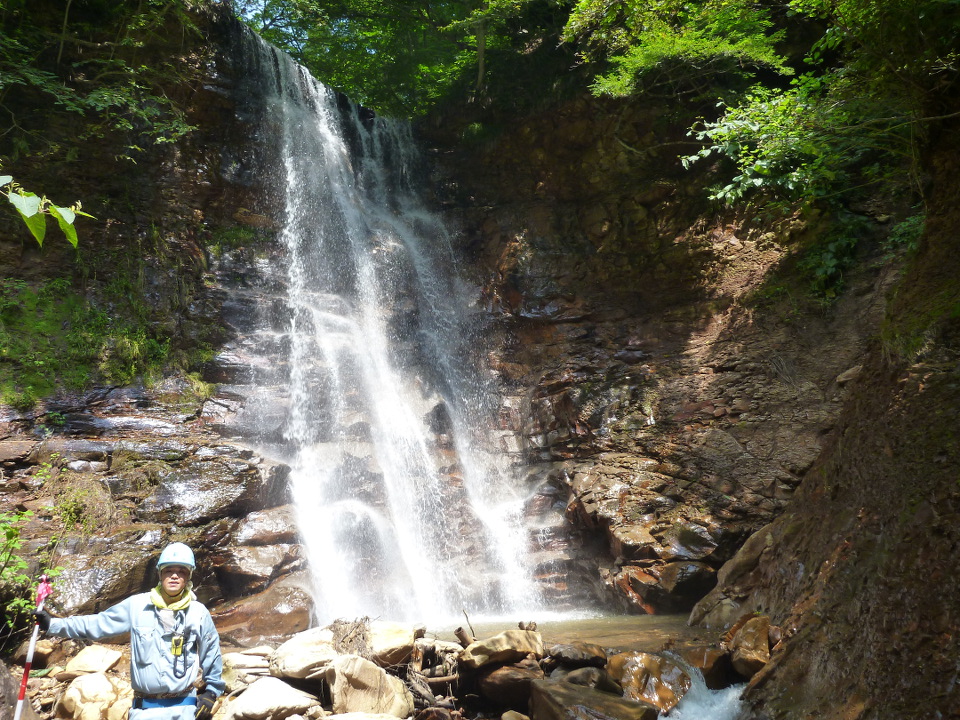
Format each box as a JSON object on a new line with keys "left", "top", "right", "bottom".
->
{"left": 157, "top": 542, "right": 196, "bottom": 573}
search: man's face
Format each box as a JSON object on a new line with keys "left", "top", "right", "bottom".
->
{"left": 160, "top": 565, "right": 190, "bottom": 597}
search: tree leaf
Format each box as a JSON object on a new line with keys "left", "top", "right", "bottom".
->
{"left": 17, "top": 208, "right": 47, "bottom": 246}
{"left": 48, "top": 205, "right": 79, "bottom": 248}
{"left": 49, "top": 204, "right": 76, "bottom": 225}
{"left": 7, "top": 191, "right": 42, "bottom": 218}
{"left": 0, "top": 175, "right": 12, "bottom": 187}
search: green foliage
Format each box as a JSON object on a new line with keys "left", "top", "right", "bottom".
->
{"left": 256, "top": 0, "right": 472, "bottom": 116}
{"left": 681, "top": 0, "right": 960, "bottom": 207}
{"left": 564, "top": 0, "right": 792, "bottom": 99}
{"left": 798, "top": 214, "right": 868, "bottom": 299}
{"left": 0, "top": 510, "right": 32, "bottom": 600}
{"left": 0, "top": 276, "right": 169, "bottom": 408}
{"left": 237, "top": 0, "right": 572, "bottom": 117}
{"left": 0, "top": 0, "right": 200, "bottom": 162}
{"left": 883, "top": 213, "right": 925, "bottom": 259}
{"left": 57, "top": 486, "right": 95, "bottom": 533}
{"left": 33, "top": 454, "right": 61, "bottom": 483}
{"left": 0, "top": 170, "right": 93, "bottom": 247}
{"left": 0, "top": 510, "right": 36, "bottom": 652}
{"left": 683, "top": 84, "right": 840, "bottom": 203}
{"left": 207, "top": 224, "right": 263, "bottom": 258}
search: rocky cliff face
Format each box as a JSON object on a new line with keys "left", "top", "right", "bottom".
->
{"left": 690, "top": 109, "right": 960, "bottom": 718}
{"left": 418, "top": 68, "right": 960, "bottom": 719}
{"left": 417, "top": 96, "right": 900, "bottom": 618}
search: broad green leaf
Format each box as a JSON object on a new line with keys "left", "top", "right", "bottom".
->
{"left": 0, "top": 175, "right": 12, "bottom": 186}
{"left": 7, "top": 191, "right": 42, "bottom": 217}
{"left": 50, "top": 204, "right": 76, "bottom": 225}
{"left": 48, "top": 205, "right": 79, "bottom": 248}
{"left": 16, "top": 208, "right": 47, "bottom": 246}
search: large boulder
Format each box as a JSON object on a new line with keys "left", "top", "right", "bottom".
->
{"left": 222, "top": 646, "right": 275, "bottom": 693}
{"left": 233, "top": 505, "right": 300, "bottom": 545}
{"left": 729, "top": 615, "right": 771, "bottom": 679}
{"left": 478, "top": 656, "right": 544, "bottom": 709}
{"left": 223, "top": 676, "right": 318, "bottom": 720}
{"left": 212, "top": 543, "right": 303, "bottom": 595}
{"left": 269, "top": 627, "right": 338, "bottom": 680}
{"left": 607, "top": 652, "right": 690, "bottom": 714}
{"left": 324, "top": 654, "right": 414, "bottom": 718}
{"left": 58, "top": 645, "right": 122, "bottom": 681}
{"left": 213, "top": 573, "right": 314, "bottom": 643}
{"left": 136, "top": 455, "right": 290, "bottom": 525}
{"left": 657, "top": 521, "right": 721, "bottom": 562}
{"left": 459, "top": 630, "right": 544, "bottom": 670}
{"left": 12, "top": 638, "right": 55, "bottom": 668}
{"left": 676, "top": 645, "right": 737, "bottom": 690}
{"left": 529, "top": 679, "right": 659, "bottom": 720}
{"left": 545, "top": 642, "right": 607, "bottom": 669}
{"left": 367, "top": 621, "right": 420, "bottom": 668}
{"left": 56, "top": 672, "right": 132, "bottom": 720}
{"left": 656, "top": 561, "right": 717, "bottom": 610}
{"left": 551, "top": 666, "right": 621, "bottom": 695}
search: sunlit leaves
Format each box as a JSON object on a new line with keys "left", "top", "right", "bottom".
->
{"left": 1, "top": 173, "right": 92, "bottom": 248}
{"left": 564, "top": 0, "right": 791, "bottom": 98}
{"left": 0, "top": 1, "right": 199, "bottom": 160}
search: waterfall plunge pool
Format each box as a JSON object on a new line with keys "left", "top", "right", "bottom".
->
{"left": 435, "top": 614, "right": 745, "bottom": 720}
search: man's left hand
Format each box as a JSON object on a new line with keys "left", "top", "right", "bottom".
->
{"left": 195, "top": 690, "right": 217, "bottom": 720}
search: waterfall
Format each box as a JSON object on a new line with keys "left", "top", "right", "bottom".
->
{"left": 230, "top": 30, "right": 540, "bottom": 624}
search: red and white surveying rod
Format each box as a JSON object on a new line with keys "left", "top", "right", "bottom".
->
{"left": 13, "top": 575, "right": 53, "bottom": 720}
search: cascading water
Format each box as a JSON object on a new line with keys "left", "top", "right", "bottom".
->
{"left": 231, "top": 29, "right": 540, "bottom": 624}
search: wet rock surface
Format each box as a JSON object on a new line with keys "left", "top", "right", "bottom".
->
{"left": 422, "top": 93, "right": 896, "bottom": 615}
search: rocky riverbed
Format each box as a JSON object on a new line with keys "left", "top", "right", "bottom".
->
{"left": 5, "top": 614, "right": 780, "bottom": 720}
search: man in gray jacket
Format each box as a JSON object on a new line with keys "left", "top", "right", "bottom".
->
{"left": 37, "top": 542, "right": 224, "bottom": 720}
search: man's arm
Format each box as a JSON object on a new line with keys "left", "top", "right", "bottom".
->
{"left": 197, "top": 609, "right": 225, "bottom": 696}
{"left": 47, "top": 597, "right": 135, "bottom": 640}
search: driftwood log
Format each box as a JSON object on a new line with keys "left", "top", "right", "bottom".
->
{"left": 454, "top": 627, "right": 474, "bottom": 647}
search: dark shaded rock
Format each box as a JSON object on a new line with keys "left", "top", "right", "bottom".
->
{"left": 529, "top": 679, "right": 658, "bottom": 720}
{"left": 212, "top": 543, "right": 303, "bottom": 594}
{"left": 557, "top": 667, "right": 622, "bottom": 695}
{"left": 657, "top": 521, "right": 720, "bottom": 562}
{"left": 545, "top": 641, "right": 608, "bottom": 668}
{"left": 657, "top": 561, "right": 717, "bottom": 608}
{"left": 478, "top": 656, "right": 544, "bottom": 709}
{"left": 677, "top": 645, "right": 738, "bottom": 690}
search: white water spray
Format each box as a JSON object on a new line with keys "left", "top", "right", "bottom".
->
{"left": 661, "top": 664, "right": 744, "bottom": 720}
{"left": 237, "top": 31, "right": 539, "bottom": 624}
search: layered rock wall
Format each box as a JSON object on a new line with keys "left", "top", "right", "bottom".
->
{"left": 420, "top": 95, "right": 900, "bottom": 615}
